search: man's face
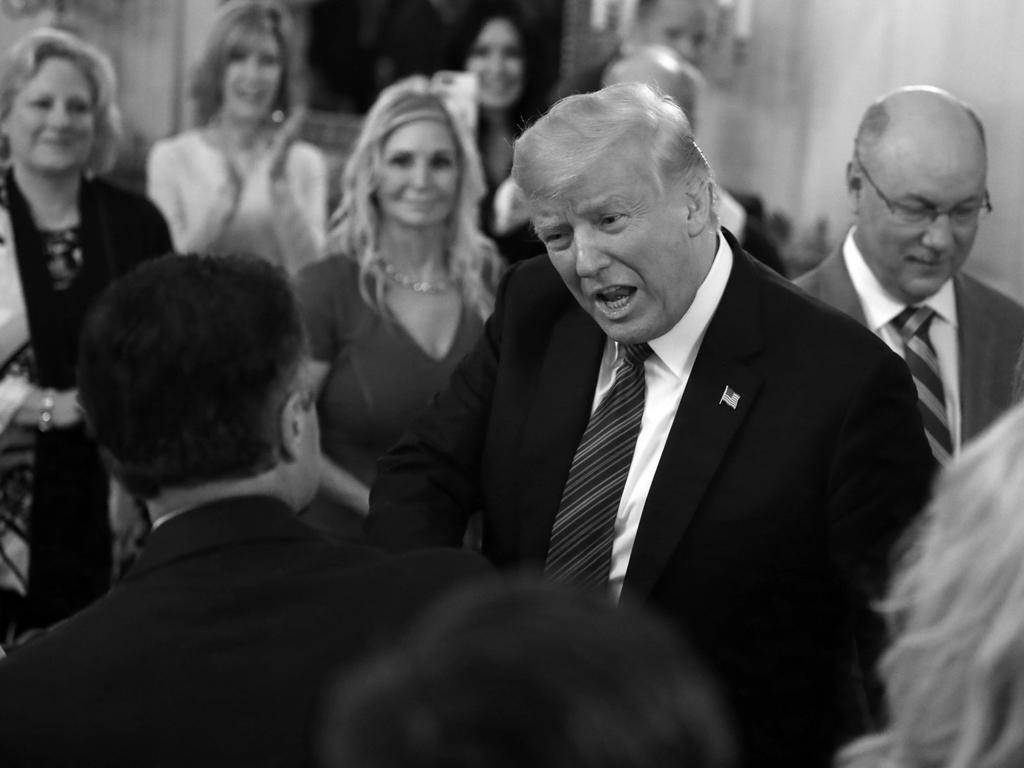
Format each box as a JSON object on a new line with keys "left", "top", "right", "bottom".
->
{"left": 850, "top": 129, "right": 987, "bottom": 305}
{"left": 634, "top": 0, "right": 714, "bottom": 68}
{"left": 530, "top": 146, "right": 714, "bottom": 344}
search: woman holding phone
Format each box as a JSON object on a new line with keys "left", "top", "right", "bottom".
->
{"left": 147, "top": 0, "right": 325, "bottom": 273}
{"left": 443, "top": 0, "right": 552, "bottom": 264}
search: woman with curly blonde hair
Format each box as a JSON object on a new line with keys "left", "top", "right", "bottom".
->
{"left": 839, "top": 399, "right": 1024, "bottom": 768}
{"left": 296, "top": 75, "right": 500, "bottom": 540}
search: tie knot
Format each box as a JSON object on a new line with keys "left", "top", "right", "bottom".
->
{"left": 892, "top": 306, "right": 935, "bottom": 341}
{"left": 623, "top": 343, "right": 653, "bottom": 368}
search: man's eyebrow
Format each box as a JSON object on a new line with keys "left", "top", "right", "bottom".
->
{"left": 903, "top": 191, "right": 986, "bottom": 208}
{"left": 574, "top": 195, "right": 628, "bottom": 216}
{"left": 530, "top": 194, "right": 631, "bottom": 226}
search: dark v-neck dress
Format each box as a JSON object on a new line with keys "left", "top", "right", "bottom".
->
{"left": 296, "top": 255, "right": 483, "bottom": 540}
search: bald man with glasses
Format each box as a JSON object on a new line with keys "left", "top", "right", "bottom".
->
{"left": 798, "top": 86, "right": 1024, "bottom": 461}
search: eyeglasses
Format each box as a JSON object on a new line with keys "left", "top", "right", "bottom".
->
{"left": 853, "top": 147, "right": 992, "bottom": 227}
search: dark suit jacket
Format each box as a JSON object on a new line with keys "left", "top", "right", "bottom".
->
{"left": 796, "top": 246, "right": 1024, "bottom": 442}
{"left": 0, "top": 496, "right": 489, "bottom": 768}
{"left": 368, "top": 233, "right": 935, "bottom": 767}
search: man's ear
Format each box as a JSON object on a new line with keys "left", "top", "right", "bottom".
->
{"left": 846, "top": 161, "right": 863, "bottom": 210}
{"left": 683, "top": 181, "right": 713, "bottom": 236}
{"left": 278, "top": 391, "right": 305, "bottom": 463}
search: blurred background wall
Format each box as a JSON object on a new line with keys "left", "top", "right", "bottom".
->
{"left": 1, "top": 0, "right": 1021, "bottom": 299}
{"left": 695, "top": 0, "right": 1024, "bottom": 298}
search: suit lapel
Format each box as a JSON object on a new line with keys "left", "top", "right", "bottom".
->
{"left": 515, "top": 304, "right": 605, "bottom": 561}
{"left": 955, "top": 274, "right": 993, "bottom": 441}
{"left": 809, "top": 246, "right": 868, "bottom": 326}
{"left": 624, "top": 247, "right": 765, "bottom": 598}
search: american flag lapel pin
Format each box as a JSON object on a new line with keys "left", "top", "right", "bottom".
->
{"left": 719, "top": 385, "right": 740, "bottom": 410}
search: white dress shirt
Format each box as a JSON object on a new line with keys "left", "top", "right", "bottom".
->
{"left": 843, "top": 228, "right": 961, "bottom": 451}
{"left": 598, "top": 234, "right": 734, "bottom": 600}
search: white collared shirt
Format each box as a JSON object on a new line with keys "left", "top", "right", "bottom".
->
{"left": 597, "top": 234, "right": 734, "bottom": 601}
{"left": 843, "top": 228, "right": 961, "bottom": 451}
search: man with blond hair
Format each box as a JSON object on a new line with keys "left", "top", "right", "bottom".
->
{"left": 369, "top": 83, "right": 934, "bottom": 767}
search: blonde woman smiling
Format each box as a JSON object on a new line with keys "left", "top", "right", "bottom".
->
{"left": 296, "top": 76, "right": 499, "bottom": 540}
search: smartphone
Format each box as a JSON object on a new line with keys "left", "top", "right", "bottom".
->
{"left": 431, "top": 70, "right": 479, "bottom": 135}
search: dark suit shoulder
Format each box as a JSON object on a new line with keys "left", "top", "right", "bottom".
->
{"left": 502, "top": 252, "right": 563, "bottom": 292}
{"left": 364, "top": 548, "right": 492, "bottom": 591}
{"left": 791, "top": 251, "right": 863, "bottom": 317}
{"left": 958, "top": 271, "right": 1024, "bottom": 327}
{"left": 0, "top": 535, "right": 489, "bottom": 768}
{"left": 759, "top": 256, "right": 890, "bottom": 360}
{"left": 485, "top": 254, "right": 577, "bottom": 338}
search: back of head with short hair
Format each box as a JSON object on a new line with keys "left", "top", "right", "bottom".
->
{"left": 512, "top": 82, "right": 717, "bottom": 225}
{"left": 77, "top": 254, "right": 307, "bottom": 499}
{"left": 602, "top": 43, "right": 706, "bottom": 128}
{"left": 317, "top": 579, "right": 736, "bottom": 768}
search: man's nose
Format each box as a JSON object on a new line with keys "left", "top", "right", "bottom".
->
{"left": 921, "top": 212, "right": 955, "bottom": 251}
{"left": 573, "top": 231, "right": 606, "bottom": 277}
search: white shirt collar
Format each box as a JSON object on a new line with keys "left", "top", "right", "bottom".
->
{"left": 842, "top": 227, "right": 957, "bottom": 332}
{"left": 613, "top": 233, "right": 733, "bottom": 379}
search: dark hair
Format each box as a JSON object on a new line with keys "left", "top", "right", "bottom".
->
{"left": 443, "top": 0, "right": 551, "bottom": 136}
{"left": 77, "top": 254, "right": 307, "bottom": 499}
{"left": 317, "top": 579, "right": 736, "bottom": 768}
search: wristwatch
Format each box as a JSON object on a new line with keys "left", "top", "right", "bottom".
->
{"left": 38, "top": 389, "right": 56, "bottom": 432}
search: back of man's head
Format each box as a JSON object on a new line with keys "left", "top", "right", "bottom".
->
{"left": 78, "top": 254, "right": 308, "bottom": 500}
{"left": 317, "top": 580, "right": 736, "bottom": 768}
{"left": 603, "top": 43, "right": 705, "bottom": 129}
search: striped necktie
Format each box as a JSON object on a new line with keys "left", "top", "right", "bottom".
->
{"left": 544, "top": 342, "right": 653, "bottom": 591}
{"left": 892, "top": 306, "right": 953, "bottom": 463}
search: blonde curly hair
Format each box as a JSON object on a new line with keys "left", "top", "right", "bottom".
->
{"left": 839, "top": 400, "right": 1024, "bottom": 768}
{"left": 328, "top": 75, "right": 501, "bottom": 320}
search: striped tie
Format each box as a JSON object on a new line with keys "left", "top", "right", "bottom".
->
{"left": 892, "top": 306, "right": 953, "bottom": 464}
{"left": 544, "top": 342, "right": 652, "bottom": 591}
